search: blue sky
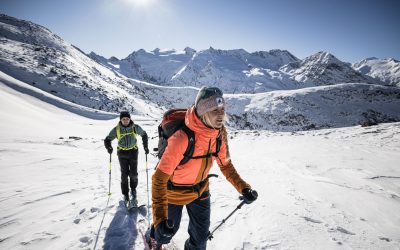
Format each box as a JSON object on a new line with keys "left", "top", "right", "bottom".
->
{"left": 1, "top": 0, "right": 399, "bottom": 63}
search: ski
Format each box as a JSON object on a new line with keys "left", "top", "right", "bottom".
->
{"left": 137, "top": 217, "right": 180, "bottom": 250}
{"left": 125, "top": 200, "right": 143, "bottom": 210}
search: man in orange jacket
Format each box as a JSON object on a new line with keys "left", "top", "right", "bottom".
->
{"left": 151, "top": 87, "right": 258, "bottom": 249}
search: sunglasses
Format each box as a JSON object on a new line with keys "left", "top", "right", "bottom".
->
{"left": 199, "top": 87, "right": 223, "bottom": 99}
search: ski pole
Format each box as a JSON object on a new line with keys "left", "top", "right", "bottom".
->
{"left": 145, "top": 153, "right": 150, "bottom": 222}
{"left": 108, "top": 153, "right": 112, "bottom": 196}
{"left": 208, "top": 200, "right": 246, "bottom": 240}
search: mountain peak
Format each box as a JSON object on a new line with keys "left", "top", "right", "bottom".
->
{"left": 306, "top": 51, "right": 341, "bottom": 64}
{"left": 184, "top": 47, "right": 196, "bottom": 54}
{"left": 152, "top": 48, "right": 160, "bottom": 54}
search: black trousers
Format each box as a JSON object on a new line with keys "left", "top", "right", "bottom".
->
{"left": 117, "top": 149, "right": 138, "bottom": 196}
{"left": 168, "top": 191, "right": 211, "bottom": 250}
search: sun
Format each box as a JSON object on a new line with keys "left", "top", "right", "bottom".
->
{"left": 122, "top": 0, "right": 155, "bottom": 7}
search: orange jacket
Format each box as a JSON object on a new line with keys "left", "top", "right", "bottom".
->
{"left": 152, "top": 106, "right": 251, "bottom": 226}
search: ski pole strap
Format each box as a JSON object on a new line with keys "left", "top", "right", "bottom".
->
{"left": 167, "top": 174, "right": 218, "bottom": 192}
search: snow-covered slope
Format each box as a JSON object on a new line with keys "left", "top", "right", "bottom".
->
{"left": 281, "top": 52, "right": 379, "bottom": 87}
{"left": 0, "top": 14, "right": 162, "bottom": 117}
{"left": 1, "top": 77, "right": 400, "bottom": 250}
{"left": 353, "top": 57, "right": 400, "bottom": 87}
{"left": 226, "top": 83, "right": 400, "bottom": 131}
{"left": 0, "top": 71, "right": 116, "bottom": 120}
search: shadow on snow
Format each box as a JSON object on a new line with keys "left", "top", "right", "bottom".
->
{"left": 103, "top": 201, "right": 141, "bottom": 250}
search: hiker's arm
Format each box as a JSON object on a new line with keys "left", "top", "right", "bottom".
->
{"left": 152, "top": 130, "right": 188, "bottom": 227}
{"left": 216, "top": 128, "right": 251, "bottom": 193}
{"left": 105, "top": 127, "right": 117, "bottom": 141}
{"left": 136, "top": 125, "right": 148, "bottom": 151}
{"left": 104, "top": 127, "right": 117, "bottom": 150}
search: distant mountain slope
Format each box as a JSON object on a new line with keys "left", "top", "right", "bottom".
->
{"left": 281, "top": 52, "right": 379, "bottom": 87}
{"left": 0, "top": 71, "right": 116, "bottom": 120}
{"left": 226, "top": 83, "right": 400, "bottom": 131}
{"left": 92, "top": 46, "right": 390, "bottom": 94}
{"left": 0, "top": 13, "right": 162, "bottom": 118}
{"left": 353, "top": 57, "right": 400, "bottom": 87}
{"left": 169, "top": 48, "right": 301, "bottom": 93}
{"left": 91, "top": 47, "right": 302, "bottom": 93}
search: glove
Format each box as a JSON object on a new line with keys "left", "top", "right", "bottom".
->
{"left": 154, "top": 219, "right": 174, "bottom": 244}
{"left": 104, "top": 139, "right": 113, "bottom": 154}
{"left": 144, "top": 147, "right": 149, "bottom": 155}
{"left": 107, "top": 146, "right": 113, "bottom": 154}
{"left": 242, "top": 188, "right": 258, "bottom": 204}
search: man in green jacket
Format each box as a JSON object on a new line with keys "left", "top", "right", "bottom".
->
{"left": 104, "top": 111, "right": 149, "bottom": 205}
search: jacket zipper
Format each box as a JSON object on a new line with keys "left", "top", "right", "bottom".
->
{"left": 200, "top": 139, "right": 212, "bottom": 181}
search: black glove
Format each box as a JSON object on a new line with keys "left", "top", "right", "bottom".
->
{"left": 144, "top": 147, "right": 149, "bottom": 154}
{"left": 242, "top": 188, "right": 258, "bottom": 204}
{"left": 107, "top": 146, "right": 113, "bottom": 154}
{"left": 155, "top": 219, "right": 174, "bottom": 244}
{"left": 104, "top": 138, "right": 113, "bottom": 154}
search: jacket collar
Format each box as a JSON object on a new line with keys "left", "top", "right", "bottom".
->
{"left": 119, "top": 120, "right": 134, "bottom": 128}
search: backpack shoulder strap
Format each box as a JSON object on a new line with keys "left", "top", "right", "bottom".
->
{"left": 179, "top": 124, "right": 195, "bottom": 166}
{"left": 214, "top": 131, "right": 222, "bottom": 155}
{"left": 132, "top": 124, "right": 137, "bottom": 138}
{"left": 180, "top": 127, "right": 223, "bottom": 162}
{"left": 116, "top": 123, "right": 121, "bottom": 141}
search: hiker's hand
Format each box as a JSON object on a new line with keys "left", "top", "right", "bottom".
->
{"left": 144, "top": 147, "right": 149, "bottom": 155}
{"left": 104, "top": 139, "right": 113, "bottom": 154}
{"left": 107, "top": 146, "right": 113, "bottom": 154}
{"left": 242, "top": 188, "right": 258, "bottom": 204}
{"left": 155, "top": 219, "right": 174, "bottom": 244}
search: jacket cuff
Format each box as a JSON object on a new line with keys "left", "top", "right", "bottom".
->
{"left": 152, "top": 168, "right": 170, "bottom": 227}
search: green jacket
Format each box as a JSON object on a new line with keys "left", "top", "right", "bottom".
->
{"left": 105, "top": 121, "right": 148, "bottom": 152}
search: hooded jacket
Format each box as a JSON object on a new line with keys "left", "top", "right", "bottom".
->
{"left": 152, "top": 106, "right": 250, "bottom": 226}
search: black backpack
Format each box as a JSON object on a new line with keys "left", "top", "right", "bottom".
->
{"left": 156, "top": 108, "right": 222, "bottom": 166}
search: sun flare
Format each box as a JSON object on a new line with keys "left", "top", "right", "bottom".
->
{"left": 122, "top": 0, "right": 155, "bottom": 7}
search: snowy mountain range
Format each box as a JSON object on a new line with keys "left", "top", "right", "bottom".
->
{"left": 90, "top": 47, "right": 388, "bottom": 93}
{"left": 1, "top": 13, "right": 400, "bottom": 131}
